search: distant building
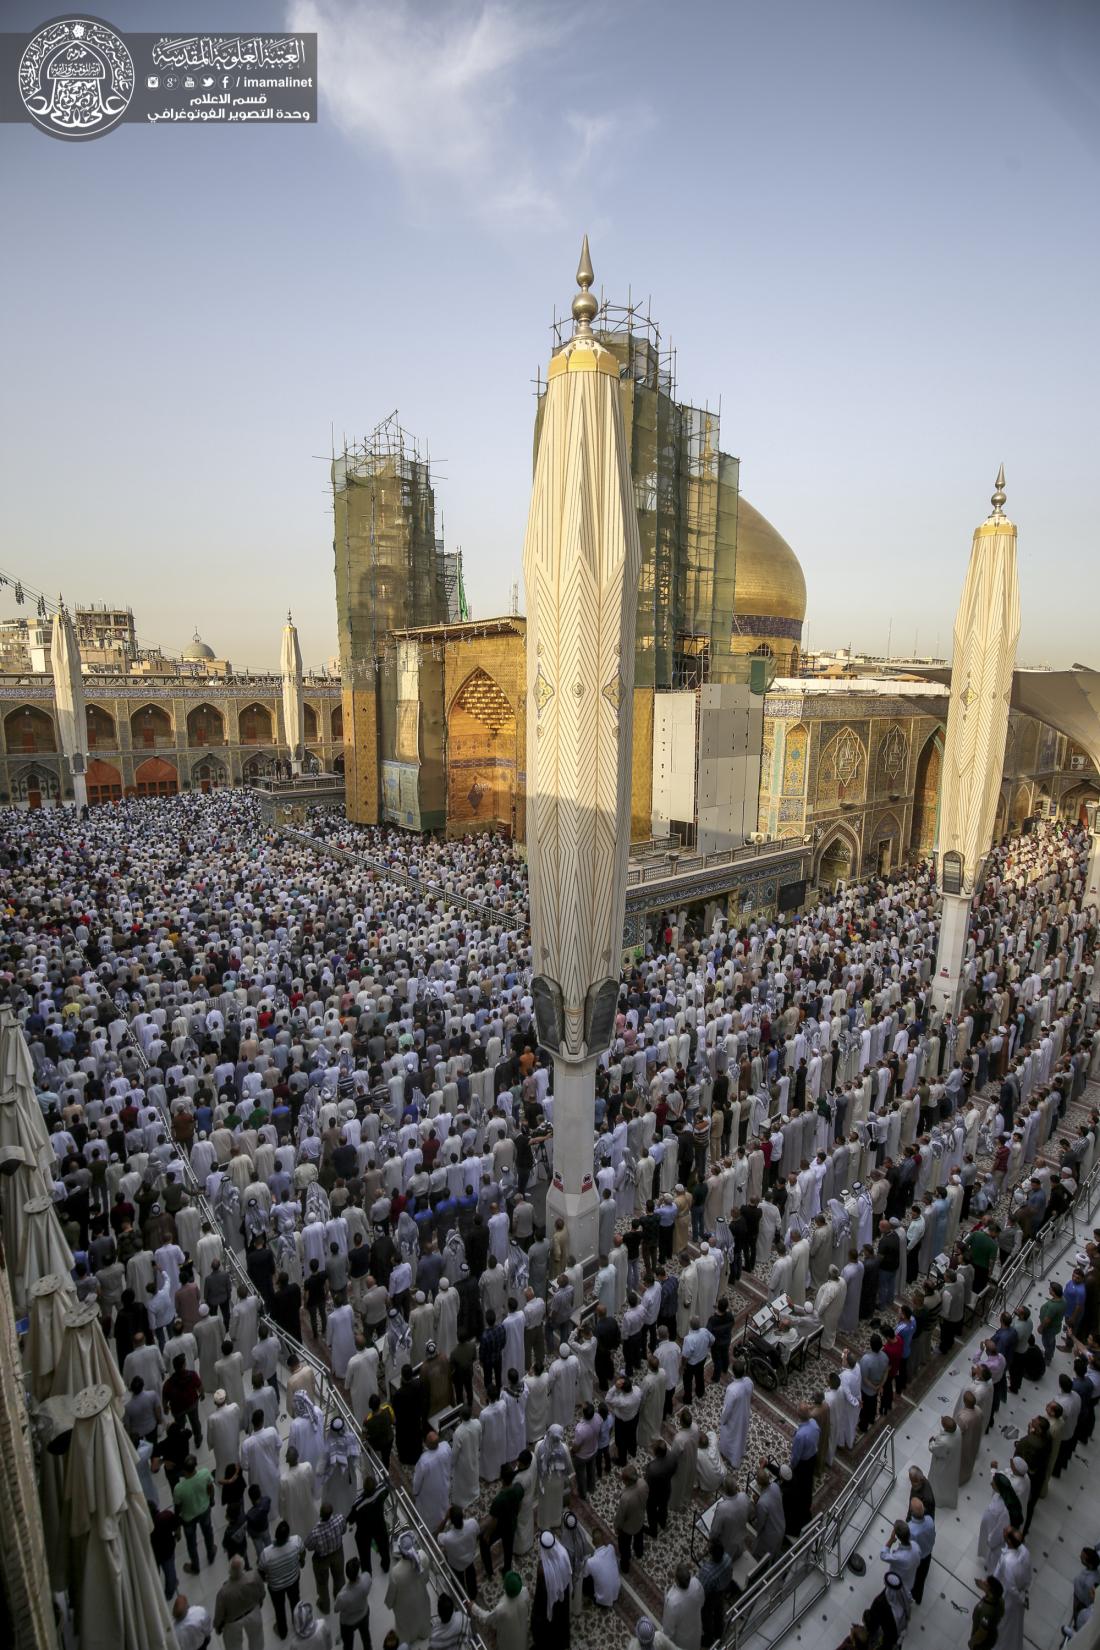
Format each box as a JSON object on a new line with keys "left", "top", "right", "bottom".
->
{"left": 0, "top": 666, "right": 343, "bottom": 806}
{"left": 756, "top": 674, "right": 1096, "bottom": 887}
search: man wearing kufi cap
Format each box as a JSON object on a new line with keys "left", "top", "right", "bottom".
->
{"left": 628, "top": 1615, "right": 678, "bottom": 1650}
{"left": 206, "top": 1385, "right": 243, "bottom": 1477}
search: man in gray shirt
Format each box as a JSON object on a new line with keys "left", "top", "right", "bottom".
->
{"left": 858, "top": 1335, "right": 889, "bottom": 1433}
{"left": 334, "top": 1557, "right": 372, "bottom": 1647}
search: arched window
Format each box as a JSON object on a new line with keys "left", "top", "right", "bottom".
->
{"left": 130, "top": 704, "right": 173, "bottom": 747}
{"left": 4, "top": 705, "right": 56, "bottom": 753}
{"left": 187, "top": 704, "right": 225, "bottom": 747}
{"left": 239, "top": 703, "right": 273, "bottom": 744}
{"left": 85, "top": 704, "right": 116, "bottom": 749}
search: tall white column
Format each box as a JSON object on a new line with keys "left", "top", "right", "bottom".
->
{"left": 281, "top": 611, "right": 304, "bottom": 775}
{"left": 930, "top": 890, "right": 971, "bottom": 1017}
{"left": 523, "top": 240, "right": 641, "bottom": 1267}
{"left": 545, "top": 1058, "right": 599, "bottom": 1264}
{"left": 51, "top": 604, "right": 88, "bottom": 808}
{"left": 931, "top": 468, "right": 1020, "bottom": 1013}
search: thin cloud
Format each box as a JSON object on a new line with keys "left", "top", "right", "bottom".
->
{"left": 288, "top": 0, "right": 596, "bottom": 222}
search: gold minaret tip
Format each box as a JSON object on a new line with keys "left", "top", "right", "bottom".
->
{"left": 990, "top": 463, "right": 1007, "bottom": 518}
{"left": 571, "top": 234, "right": 598, "bottom": 336}
{"left": 287, "top": 609, "right": 293, "bottom": 624}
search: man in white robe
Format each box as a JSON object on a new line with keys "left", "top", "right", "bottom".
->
{"left": 638, "top": 1359, "right": 666, "bottom": 1451}
{"left": 412, "top": 1431, "right": 453, "bottom": 1531}
{"left": 278, "top": 1446, "right": 317, "bottom": 1540}
{"left": 205, "top": 1390, "right": 242, "bottom": 1477}
{"left": 693, "top": 1243, "right": 720, "bottom": 1326}
{"left": 433, "top": 1276, "right": 459, "bottom": 1357}
{"left": 926, "top": 1415, "right": 962, "bottom": 1510}
{"left": 768, "top": 1245, "right": 794, "bottom": 1303}
{"left": 594, "top": 1258, "right": 617, "bottom": 1315}
{"left": 835, "top": 1353, "right": 861, "bottom": 1451}
{"left": 788, "top": 1233, "right": 810, "bottom": 1306}
{"left": 719, "top": 1366, "right": 752, "bottom": 1470}
{"left": 676, "top": 1257, "right": 699, "bottom": 1338}
{"left": 992, "top": 1533, "right": 1032, "bottom": 1650}
{"left": 450, "top": 1409, "right": 482, "bottom": 1507}
{"left": 502, "top": 1304, "right": 526, "bottom": 1381}
{"left": 524, "top": 1365, "right": 551, "bottom": 1445}
{"left": 344, "top": 1336, "right": 380, "bottom": 1420}
{"left": 610, "top": 1236, "right": 629, "bottom": 1312}
{"left": 325, "top": 1300, "right": 356, "bottom": 1381}
{"left": 548, "top": 1345, "right": 579, "bottom": 1429}
{"left": 241, "top": 1414, "right": 281, "bottom": 1506}
{"left": 503, "top": 1378, "right": 527, "bottom": 1461}
{"left": 479, "top": 1393, "right": 509, "bottom": 1481}
{"left": 813, "top": 1266, "right": 846, "bottom": 1351}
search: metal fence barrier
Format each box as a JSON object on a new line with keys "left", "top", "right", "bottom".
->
{"left": 721, "top": 1516, "right": 829, "bottom": 1650}
{"left": 985, "top": 1148, "right": 1100, "bottom": 1325}
{"left": 719, "top": 1427, "right": 898, "bottom": 1650}
{"left": 822, "top": 1426, "right": 897, "bottom": 1579}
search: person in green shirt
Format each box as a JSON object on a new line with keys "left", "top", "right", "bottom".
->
{"left": 478, "top": 1462, "right": 524, "bottom": 1578}
{"left": 173, "top": 1455, "right": 216, "bottom": 1573}
{"left": 967, "top": 1226, "right": 999, "bottom": 1292}
{"left": 1040, "top": 1281, "right": 1067, "bottom": 1365}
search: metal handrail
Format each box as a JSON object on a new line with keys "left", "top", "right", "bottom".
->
{"left": 984, "top": 1150, "right": 1100, "bottom": 1323}
{"left": 822, "top": 1425, "right": 896, "bottom": 1578}
{"left": 118, "top": 1030, "right": 488, "bottom": 1646}
{"left": 625, "top": 836, "right": 801, "bottom": 887}
{"left": 721, "top": 1514, "right": 829, "bottom": 1650}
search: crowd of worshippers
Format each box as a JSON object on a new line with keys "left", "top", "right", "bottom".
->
{"left": 832, "top": 1218, "right": 1100, "bottom": 1650}
{"left": 3, "top": 794, "right": 1100, "bottom": 1650}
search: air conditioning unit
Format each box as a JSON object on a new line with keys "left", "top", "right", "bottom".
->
{"left": 748, "top": 831, "right": 766, "bottom": 844}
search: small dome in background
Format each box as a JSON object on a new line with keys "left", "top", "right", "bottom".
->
{"left": 182, "top": 630, "right": 216, "bottom": 661}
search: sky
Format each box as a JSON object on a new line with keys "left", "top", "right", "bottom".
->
{"left": 2, "top": 0, "right": 1098, "bottom": 672}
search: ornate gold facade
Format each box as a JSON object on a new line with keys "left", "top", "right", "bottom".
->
{"left": 758, "top": 681, "right": 1092, "bottom": 887}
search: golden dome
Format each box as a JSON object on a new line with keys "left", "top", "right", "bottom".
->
{"left": 733, "top": 495, "right": 807, "bottom": 627}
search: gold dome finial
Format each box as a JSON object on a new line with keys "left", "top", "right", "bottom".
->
{"left": 990, "top": 463, "right": 1006, "bottom": 518}
{"left": 571, "top": 234, "right": 598, "bottom": 336}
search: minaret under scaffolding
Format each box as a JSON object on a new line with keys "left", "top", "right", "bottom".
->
{"left": 332, "top": 414, "right": 449, "bottom": 823}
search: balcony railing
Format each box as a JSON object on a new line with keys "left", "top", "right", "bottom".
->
{"left": 626, "top": 836, "right": 802, "bottom": 886}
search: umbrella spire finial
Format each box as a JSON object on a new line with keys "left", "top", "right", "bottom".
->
{"left": 572, "top": 234, "right": 598, "bottom": 338}
{"left": 990, "top": 463, "right": 1006, "bottom": 518}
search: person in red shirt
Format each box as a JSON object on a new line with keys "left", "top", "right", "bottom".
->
{"left": 881, "top": 1330, "right": 904, "bottom": 1415}
{"left": 163, "top": 1353, "right": 203, "bottom": 1445}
